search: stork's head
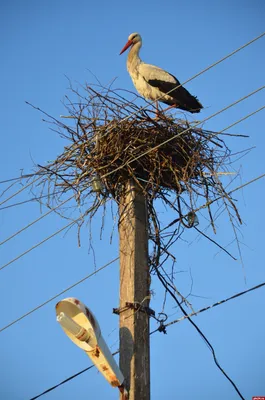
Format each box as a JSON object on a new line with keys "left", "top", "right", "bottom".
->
{"left": 120, "top": 33, "right": 142, "bottom": 55}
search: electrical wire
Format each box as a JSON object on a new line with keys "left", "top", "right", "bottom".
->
{"left": 0, "top": 218, "right": 78, "bottom": 272}
{"left": 217, "top": 105, "right": 265, "bottom": 135}
{"left": 0, "top": 191, "right": 63, "bottom": 211}
{"left": 0, "top": 173, "right": 42, "bottom": 185}
{"left": 0, "top": 199, "right": 103, "bottom": 272}
{"left": 27, "top": 279, "right": 265, "bottom": 400}
{"left": 0, "top": 175, "right": 43, "bottom": 207}
{"left": 0, "top": 194, "right": 75, "bottom": 246}
{"left": 227, "top": 173, "right": 265, "bottom": 195}
{"left": 0, "top": 141, "right": 81, "bottom": 207}
{"left": 161, "top": 32, "right": 265, "bottom": 103}
{"left": 29, "top": 365, "right": 95, "bottom": 400}
{"left": 0, "top": 257, "right": 118, "bottom": 333}
{"left": 29, "top": 350, "right": 120, "bottom": 400}
{"left": 163, "top": 281, "right": 265, "bottom": 329}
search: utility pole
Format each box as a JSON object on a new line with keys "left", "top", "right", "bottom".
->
{"left": 118, "top": 180, "right": 150, "bottom": 400}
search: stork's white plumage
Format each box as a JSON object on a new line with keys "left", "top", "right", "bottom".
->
{"left": 120, "top": 33, "right": 203, "bottom": 113}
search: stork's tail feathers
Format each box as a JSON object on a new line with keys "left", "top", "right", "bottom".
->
{"left": 177, "top": 95, "right": 203, "bottom": 113}
{"left": 187, "top": 96, "right": 203, "bottom": 113}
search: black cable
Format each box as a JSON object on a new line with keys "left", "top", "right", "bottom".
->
{"left": 156, "top": 271, "right": 245, "bottom": 400}
{"left": 29, "top": 350, "right": 119, "bottom": 400}
{"left": 164, "top": 281, "right": 265, "bottom": 328}
{"left": 29, "top": 365, "right": 95, "bottom": 400}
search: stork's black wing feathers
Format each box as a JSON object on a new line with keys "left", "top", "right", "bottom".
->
{"left": 147, "top": 72, "right": 203, "bottom": 113}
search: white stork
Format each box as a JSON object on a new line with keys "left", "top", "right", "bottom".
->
{"left": 120, "top": 32, "right": 203, "bottom": 113}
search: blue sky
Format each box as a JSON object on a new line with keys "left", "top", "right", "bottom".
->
{"left": 0, "top": 1, "right": 265, "bottom": 399}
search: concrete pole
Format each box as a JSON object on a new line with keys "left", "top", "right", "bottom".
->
{"left": 118, "top": 180, "right": 150, "bottom": 400}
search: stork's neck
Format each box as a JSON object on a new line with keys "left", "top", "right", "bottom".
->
{"left": 127, "top": 41, "right": 142, "bottom": 73}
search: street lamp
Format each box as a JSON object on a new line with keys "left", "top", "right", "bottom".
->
{"left": 56, "top": 297, "right": 128, "bottom": 398}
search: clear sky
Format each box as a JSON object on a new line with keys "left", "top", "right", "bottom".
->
{"left": 1, "top": 1, "right": 265, "bottom": 399}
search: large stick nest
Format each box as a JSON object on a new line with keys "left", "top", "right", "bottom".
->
{"left": 28, "top": 83, "right": 244, "bottom": 285}
{"left": 91, "top": 117, "right": 215, "bottom": 197}
{"left": 37, "top": 85, "right": 233, "bottom": 203}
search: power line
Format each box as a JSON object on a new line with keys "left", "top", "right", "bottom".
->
{"left": 0, "top": 199, "right": 103, "bottom": 272}
{"left": 0, "top": 257, "right": 118, "bottom": 333}
{"left": 0, "top": 191, "right": 63, "bottom": 211}
{"left": 163, "top": 281, "right": 265, "bottom": 329}
{"left": 0, "top": 218, "right": 78, "bottom": 272}
{"left": 27, "top": 279, "right": 265, "bottom": 399}
{"left": 217, "top": 105, "right": 265, "bottom": 135}
{"left": 167, "top": 32, "right": 265, "bottom": 100}
{"left": 29, "top": 365, "right": 95, "bottom": 400}
{"left": 227, "top": 173, "right": 265, "bottom": 195}
{"left": 160, "top": 172, "right": 265, "bottom": 235}
{"left": 0, "top": 173, "right": 42, "bottom": 185}
{"left": 29, "top": 350, "right": 120, "bottom": 400}
{"left": 0, "top": 146, "right": 92, "bottom": 249}
{"left": 0, "top": 194, "right": 75, "bottom": 246}
{"left": 0, "top": 141, "right": 82, "bottom": 207}
{"left": 0, "top": 175, "right": 43, "bottom": 207}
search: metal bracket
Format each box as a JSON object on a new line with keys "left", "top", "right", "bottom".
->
{"left": 113, "top": 302, "right": 155, "bottom": 317}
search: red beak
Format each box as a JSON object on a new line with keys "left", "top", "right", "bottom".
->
{"left": 119, "top": 40, "right": 133, "bottom": 55}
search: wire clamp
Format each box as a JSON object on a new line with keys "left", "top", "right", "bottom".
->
{"left": 154, "top": 312, "right": 168, "bottom": 334}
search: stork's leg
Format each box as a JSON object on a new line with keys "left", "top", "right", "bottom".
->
{"left": 156, "top": 101, "right": 159, "bottom": 119}
{"left": 153, "top": 102, "right": 174, "bottom": 120}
